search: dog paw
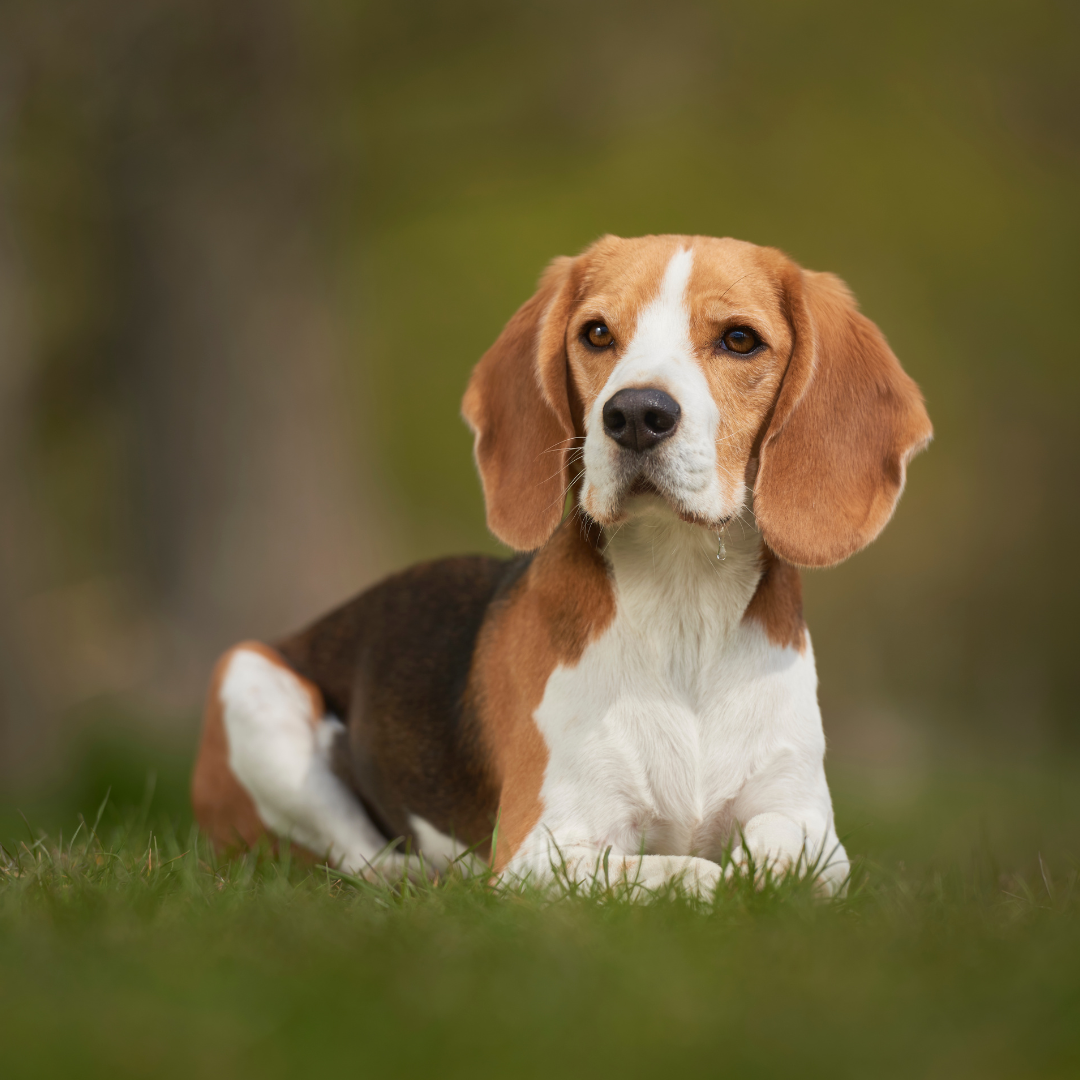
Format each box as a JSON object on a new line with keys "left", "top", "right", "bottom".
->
{"left": 617, "top": 854, "right": 722, "bottom": 899}
{"left": 725, "top": 844, "right": 792, "bottom": 886}
{"left": 725, "top": 837, "right": 849, "bottom": 897}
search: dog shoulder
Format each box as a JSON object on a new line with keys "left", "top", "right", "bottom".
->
{"left": 468, "top": 515, "right": 616, "bottom": 868}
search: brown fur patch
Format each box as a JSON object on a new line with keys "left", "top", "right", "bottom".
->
{"left": 742, "top": 546, "right": 806, "bottom": 653}
{"left": 191, "top": 641, "right": 325, "bottom": 854}
{"left": 754, "top": 267, "right": 933, "bottom": 567}
{"left": 191, "top": 645, "right": 268, "bottom": 852}
{"left": 461, "top": 258, "right": 579, "bottom": 551}
{"left": 276, "top": 556, "right": 513, "bottom": 849}
{"left": 468, "top": 516, "right": 616, "bottom": 870}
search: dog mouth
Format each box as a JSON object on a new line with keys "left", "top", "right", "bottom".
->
{"left": 618, "top": 475, "right": 732, "bottom": 531}
{"left": 628, "top": 477, "right": 661, "bottom": 497}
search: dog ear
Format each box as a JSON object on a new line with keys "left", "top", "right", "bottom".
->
{"left": 754, "top": 267, "right": 933, "bottom": 568}
{"left": 462, "top": 256, "right": 578, "bottom": 551}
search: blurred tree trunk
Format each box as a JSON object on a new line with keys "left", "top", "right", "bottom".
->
{"left": 115, "top": 150, "right": 387, "bottom": 708}
{"left": 0, "top": 2, "right": 390, "bottom": 786}
{"left": 0, "top": 125, "right": 47, "bottom": 780}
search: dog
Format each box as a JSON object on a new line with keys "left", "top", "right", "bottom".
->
{"left": 191, "top": 234, "right": 931, "bottom": 896}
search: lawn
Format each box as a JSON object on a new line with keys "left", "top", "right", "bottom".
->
{"left": 2, "top": 757, "right": 1079, "bottom": 1079}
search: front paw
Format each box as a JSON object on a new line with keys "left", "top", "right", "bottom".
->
{"left": 618, "top": 854, "right": 722, "bottom": 899}
{"left": 725, "top": 843, "right": 795, "bottom": 885}
{"left": 726, "top": 812, "right": 848, "bottom": 896}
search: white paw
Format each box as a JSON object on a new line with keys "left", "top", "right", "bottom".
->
{"left": 725, "top": 854, "right": 849, "bottom": 897}
{"left": 726, "top": 826, "right": 850, "bottom": 897}
{"left": 617, "top": 854, "right": 722, "bottom": 899}
{"left": 340, "top": 850, "right": 434, "bottom": 886}
{"left": 725, "top": 843, "right": 795, "bottom": 886}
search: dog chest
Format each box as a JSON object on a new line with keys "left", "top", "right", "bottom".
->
{"left": 529, "top": 606, "right": 821, "bottom": 857}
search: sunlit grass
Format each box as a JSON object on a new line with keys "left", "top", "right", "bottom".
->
{"left": 1, "top": 794, "right": 849, "bottom": 916}
{"left": 2, "top": 789, "right": 1079, "bottom": 1079}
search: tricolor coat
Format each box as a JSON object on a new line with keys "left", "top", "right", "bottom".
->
{"left": 192, "top": 234, "right": 932, "bottom": 896}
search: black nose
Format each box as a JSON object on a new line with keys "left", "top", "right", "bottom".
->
{"left": 602, "top": 387, "right": 681, "bottom": 452}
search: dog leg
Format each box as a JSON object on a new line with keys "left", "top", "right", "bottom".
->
{"left": 198, "top": 644, "right": 398, "bottom": 876}
{"left": 727, "top": 811, "right": 850, "bottom": 894}
{"left": 503, "top": 840, "right": 722, "bottom": 900}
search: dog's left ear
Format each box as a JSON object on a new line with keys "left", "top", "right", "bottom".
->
{"left": 462, "top": 256, "right": 578, "bottom": 551}
{"left": 754, "top": 267, "right": 933, "bottom": 568}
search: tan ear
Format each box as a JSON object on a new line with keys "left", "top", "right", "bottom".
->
{"left": 754, "top": 268, "right": 933, "bottom": 568}
{"left": 461, "top": 256, "right": 578, "bottom": 551}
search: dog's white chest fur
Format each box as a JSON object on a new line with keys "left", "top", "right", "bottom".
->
{"left": 514, "top": 502, "right": 832, "bottom": 875}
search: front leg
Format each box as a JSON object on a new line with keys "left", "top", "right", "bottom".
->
{"left": 502, "top": 835, "right": 723, "bottom": 900}
{"left": 731, "top": 750, "right": 850, "bottom": 895}
{"left": 618, "top": 853, "right": 724, "bottom": 899}
{"left": 728, "top": 811, "right": 847, "bottom": 891}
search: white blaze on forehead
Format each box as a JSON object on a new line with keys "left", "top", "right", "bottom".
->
{"left": 623, "top": 245, "right": 696, "bottom": 369}
{"left": 596, "top": 245, "right": 701, "bottom": 398}
{"left": 583, "top": 245, "right": 734, "bottom": 523}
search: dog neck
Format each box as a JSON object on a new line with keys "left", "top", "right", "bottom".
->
{"left": 598, "top": 493, "right": 765, "bottom": 642}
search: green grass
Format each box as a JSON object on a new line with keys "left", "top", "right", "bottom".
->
{"left": 3, "top": 760, "right": 1080, "bottom": 1080}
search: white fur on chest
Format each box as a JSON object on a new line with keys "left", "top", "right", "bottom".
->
{"left": 520, "top": 504, "right": 830, "bottom": 868}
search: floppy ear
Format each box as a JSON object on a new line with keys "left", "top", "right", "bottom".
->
{"left": 754, "top": 268, "right": 933, "bottom": 568}
{"left": 461, "top": 256, "right": 578, "bottom": 551}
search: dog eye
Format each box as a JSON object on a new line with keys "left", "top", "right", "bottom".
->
{"left": 721, "top": 327, "right": 760, "bottom": 354}
{"left": 584, "top": 322, "right": 615, "bottom": 348}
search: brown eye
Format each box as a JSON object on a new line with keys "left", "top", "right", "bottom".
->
{"left": 584, "top": 322, "right": 614, "bottom": 348}
{"left": 721, "top": 327, "right": 760, "bottom": 354}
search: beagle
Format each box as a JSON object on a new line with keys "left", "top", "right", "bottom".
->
{"left": 191, "top": 234, "right": 932, "bottom": 896}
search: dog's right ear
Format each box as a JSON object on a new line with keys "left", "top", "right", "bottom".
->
{"left": 462, "top": 256, "right": 578, "bottom": 551}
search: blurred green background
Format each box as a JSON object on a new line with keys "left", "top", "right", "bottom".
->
{"left": 0, "top": 0, "right": 1077, "bottom": 831}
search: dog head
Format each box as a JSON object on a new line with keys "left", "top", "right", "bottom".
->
{"left": 462, "top": 234, "right": 932, "bottom": 567}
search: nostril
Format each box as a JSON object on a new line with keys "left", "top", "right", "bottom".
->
{"left": 602, "top": 399, "right": 629, "bottom": 436}
{"left": 643, "top": 409, "right": 674, "bottom": 434}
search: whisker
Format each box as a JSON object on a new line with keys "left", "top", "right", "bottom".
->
{"left": 536, "top": 448, "right": 587, "bottom": 490}
{"left": 733, "top": 506, "right": 756, "bottom": 540}
{"left": 537, "top": 466, "right": 567, "bottom": 487}
{"left": 539, "top": 437, "right": 587, "bottom": 456}
{"left": 577, "top": 504, "right": 591, "bottom": 543}
{"left": 541, "top": 463, "right": 590, "bottom": 518}
{"left": 599, "top": 518, "right": 629, "bottom": 556}
{"left": 715, "top": 421, "right": 754, "bottom": 446}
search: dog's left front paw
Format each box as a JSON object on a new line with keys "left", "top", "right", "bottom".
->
{"left": 726, "top": 812, "right": 849, "bottom": 896}
{"left": 725, "top": 843, "right": 794, "bottom": 885}
{"left": 617, "top": 854, "right": 722, "bottom": 899}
